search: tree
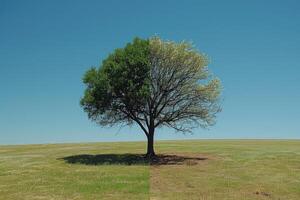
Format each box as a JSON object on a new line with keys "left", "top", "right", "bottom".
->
{"left": 81, "top": 37, "right": 221, "bottom": 158}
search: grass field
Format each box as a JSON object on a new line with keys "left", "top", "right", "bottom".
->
{"left": 0, "top": 140, "right": 300, "bottom": 200}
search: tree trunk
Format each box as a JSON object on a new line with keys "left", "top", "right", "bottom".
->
{"left": 146, "top": 128, "right": 155, "bottom": 158}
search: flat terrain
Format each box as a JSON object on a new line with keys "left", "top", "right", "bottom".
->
{"left": 0, "top": 140, "right": 300, "bottom": 200}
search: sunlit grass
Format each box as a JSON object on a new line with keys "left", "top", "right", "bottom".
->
{"left": 1, "top": 140, "right": 300, "bottom": 199}
{"left": 0, "top": 142, "right": 149, "bottom": 200}
{"left": 151, "top": 140, "right": 300, "bottom": 200}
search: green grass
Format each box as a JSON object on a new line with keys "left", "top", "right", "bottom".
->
{"left": 1, "top": 140, "right": 300, "bottom": 199}
{"left": 0, "top": 142, "right": 149, "bottom": 200}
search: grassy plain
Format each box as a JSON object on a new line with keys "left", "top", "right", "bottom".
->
{"left": 0, "top": 140, "right": 299, "bottom": 199}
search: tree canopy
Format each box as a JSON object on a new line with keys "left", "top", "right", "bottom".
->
{"left": 81, "top": 37, "right": 221, "bottom": 157}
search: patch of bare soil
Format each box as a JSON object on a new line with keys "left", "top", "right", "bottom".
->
{"left": 150, "top": 153, "right": 213, "bottom": 199}
{"left": 254, "top": 191, "right": 271, "bottom": 197}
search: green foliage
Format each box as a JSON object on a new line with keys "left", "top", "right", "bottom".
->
{"left": 81, "top": 36, "right": 222, "bottom": 148}
{"left": 81, "top": 37, "right": 151, "bottom": 126}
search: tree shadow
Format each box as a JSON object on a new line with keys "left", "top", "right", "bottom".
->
{"left": 60, "top": 153, "right": 208, "bottom": 166}
{"left": 151, "top": 154, "right": 207, "bottom": 166}
{"left": 61, "top": 154, "right": 149, "bottom": 166}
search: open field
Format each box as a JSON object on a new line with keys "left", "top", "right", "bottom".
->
{"left": 0, "top": 140, "right": 300, "bottom": 200}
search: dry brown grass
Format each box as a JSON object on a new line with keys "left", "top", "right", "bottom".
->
{"left": 150, "top": 140, "right": 300, "bottom": 200}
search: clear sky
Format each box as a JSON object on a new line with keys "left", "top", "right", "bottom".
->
{"left": 0, "top": 0, "right": 299, "bottom": 145}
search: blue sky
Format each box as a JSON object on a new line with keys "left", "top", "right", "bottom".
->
{"left": 0, "top": 0, "right": 299, "bottom": 145}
